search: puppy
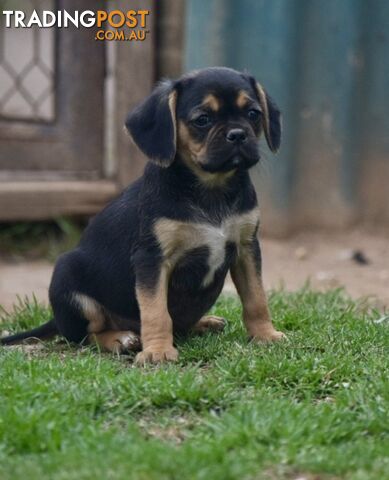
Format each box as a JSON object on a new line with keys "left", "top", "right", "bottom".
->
{"left": 1, "top": 67, "right": 285, "bottom": 364}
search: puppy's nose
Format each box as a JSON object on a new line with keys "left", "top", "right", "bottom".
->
{"left": 226, "top": 128, "right": 247, "bottom": 144}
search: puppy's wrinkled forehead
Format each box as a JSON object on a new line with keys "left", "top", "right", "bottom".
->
{"left": 176, "top": 68, "right": 257, "bottom": 116}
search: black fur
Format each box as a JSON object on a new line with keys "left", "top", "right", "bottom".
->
{"left": 125, "top": 81, "right": 176, "bottom": 166}
{"left": 0, "top": 67, "right": 281, "bottom": 348}
{"left": 265, "top": 94, "right": 282, "bottom": 152}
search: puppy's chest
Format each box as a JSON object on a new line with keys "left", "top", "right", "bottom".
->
{"left": 154, "top": 208, "right": 259, "bottom": 286}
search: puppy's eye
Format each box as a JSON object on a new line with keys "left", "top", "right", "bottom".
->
{"left": 248, "top": 109, "right": 261, "bottom": 122}
{"left": 193, "top": 114, "right": 211, "bottom": 128}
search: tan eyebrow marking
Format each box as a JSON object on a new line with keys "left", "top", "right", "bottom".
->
{"left": 201, "top": 94, "right": 221, "bottom": 112}
{"left": 236, "top": 90, "right": 253, "bottom": 108}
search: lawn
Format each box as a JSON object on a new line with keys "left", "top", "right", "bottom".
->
{"left": 0, "top": 289, "right": 388, "bottom": 480}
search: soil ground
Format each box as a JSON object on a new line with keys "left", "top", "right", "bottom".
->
{"left": 0, "top": 228, "right": 388, "bottom": 312}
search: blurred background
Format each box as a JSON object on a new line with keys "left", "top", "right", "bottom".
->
{"left": 0, "top": 0, "right": 388, "bottom": 309}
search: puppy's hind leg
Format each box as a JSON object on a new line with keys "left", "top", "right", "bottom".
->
{"left": 51, "top": 292, "right": 105, "bottom": 345}
{"left": 71, "top": 293, "right": 141, "bottom": 353}
{"left": 51, "top": 297, "right": 90, "bottom": 345}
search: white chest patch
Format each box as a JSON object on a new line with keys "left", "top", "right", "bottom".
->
{"left": 154, "top": 208, "right": 259, "bottom": 287}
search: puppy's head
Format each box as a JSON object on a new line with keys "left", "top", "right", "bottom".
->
{"left": 125, "top": 67, "right": 281, "bottom": 175}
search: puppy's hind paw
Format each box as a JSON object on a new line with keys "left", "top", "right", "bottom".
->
{"left": 89, "top": 330, "right": 141, "bottom": 354}
{"left": 192, "top": 315, "right": 226, "bottom": 334}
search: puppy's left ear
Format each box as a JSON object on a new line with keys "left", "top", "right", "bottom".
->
{"left": 255, "top": 83, "right": 281, "bottom": 153}
{"left": 125, "top": 81, "right": 177, "bottom": 167}
{"left": 246, "top": 76, "right": 281, "bottom": 153}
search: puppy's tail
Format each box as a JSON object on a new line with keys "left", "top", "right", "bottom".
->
{"left": 0, "top": 319, "right": 58, "bottom": 345}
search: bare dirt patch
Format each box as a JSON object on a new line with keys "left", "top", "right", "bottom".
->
{"left": 262, "top": 228, "right": 388, "bottom": 308}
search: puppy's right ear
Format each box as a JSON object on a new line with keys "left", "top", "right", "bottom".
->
{"left": 125, "top": 81, "right": 177, "bottom": 167}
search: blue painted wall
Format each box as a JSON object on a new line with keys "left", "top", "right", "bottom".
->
{"left": 184, "top": 0, "right": 389, "bottom": 231}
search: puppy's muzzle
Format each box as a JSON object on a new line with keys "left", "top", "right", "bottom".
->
{"left": 226, "top": 128, "right": 247, "bottom": 145}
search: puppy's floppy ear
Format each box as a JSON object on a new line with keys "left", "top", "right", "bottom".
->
{"left": 125, "top": 81, "right": 177, "bottom": 167}
{"left": 255, "top": 83, "right": 281, "bottom": 153}
{"left": 246, "top": 76, "right": 281, "bottom": 153}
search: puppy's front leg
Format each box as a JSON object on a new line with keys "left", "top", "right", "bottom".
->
{"left": 135, "top": 261, "right": 178, "bottom": 365}
{"left": 231, "top": 237, "right": 285, "bottom": 342}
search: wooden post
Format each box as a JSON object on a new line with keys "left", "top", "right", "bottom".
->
{"left": 113, "top": 0, "right": 156, "bottom": 189}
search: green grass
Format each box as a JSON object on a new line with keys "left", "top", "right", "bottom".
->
{"left": 0, "top": 289, "right": 388, "bottom": 480}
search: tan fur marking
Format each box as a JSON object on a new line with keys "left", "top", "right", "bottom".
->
{"left": 231, "top": 244, "right": 285, "bottom": 342}
{"left": 168, "top": 90, "right": 177, "bottom": 150}
{"left": 89, "top": 330, "right": 140, "bottom": 353}
{"left": 154, "top": 208, "right": 260, "bottom": 287}
{"left": 184, "top": 159, "right": 236, "bottom": 187}
{"left": 186, "top": 158, "right": 236, "bottom": 188}
{"left": 135, "top": 267, "right": 178, "bottom": 364}
{"left": 177, "top": 121, "right": 235, "bottom": 188}
{"left": 178, "top": 121, "right": 206, "bottom": 159}
{"left": 236, "top": 90, "right": 251, "bottom": 108}
{"left": 202, "top": 93, "right": 221, "bottom": 112}
{"left": 73, "top": 293, "right": 106, "bottom": 334}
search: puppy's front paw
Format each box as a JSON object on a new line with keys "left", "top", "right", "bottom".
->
{"left": 252, "top": 327, "right": 286, "bottom": 343}
{"left": 135, "top": 345, "right": 178, "bottom": 365}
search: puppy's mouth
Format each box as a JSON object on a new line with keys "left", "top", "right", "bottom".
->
{"left": 200, "top": 147, "right": 260, "bottom": 173}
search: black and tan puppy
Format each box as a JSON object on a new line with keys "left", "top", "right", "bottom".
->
{"left": 1, "top": 67, "right": 285, "bottom": 364}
